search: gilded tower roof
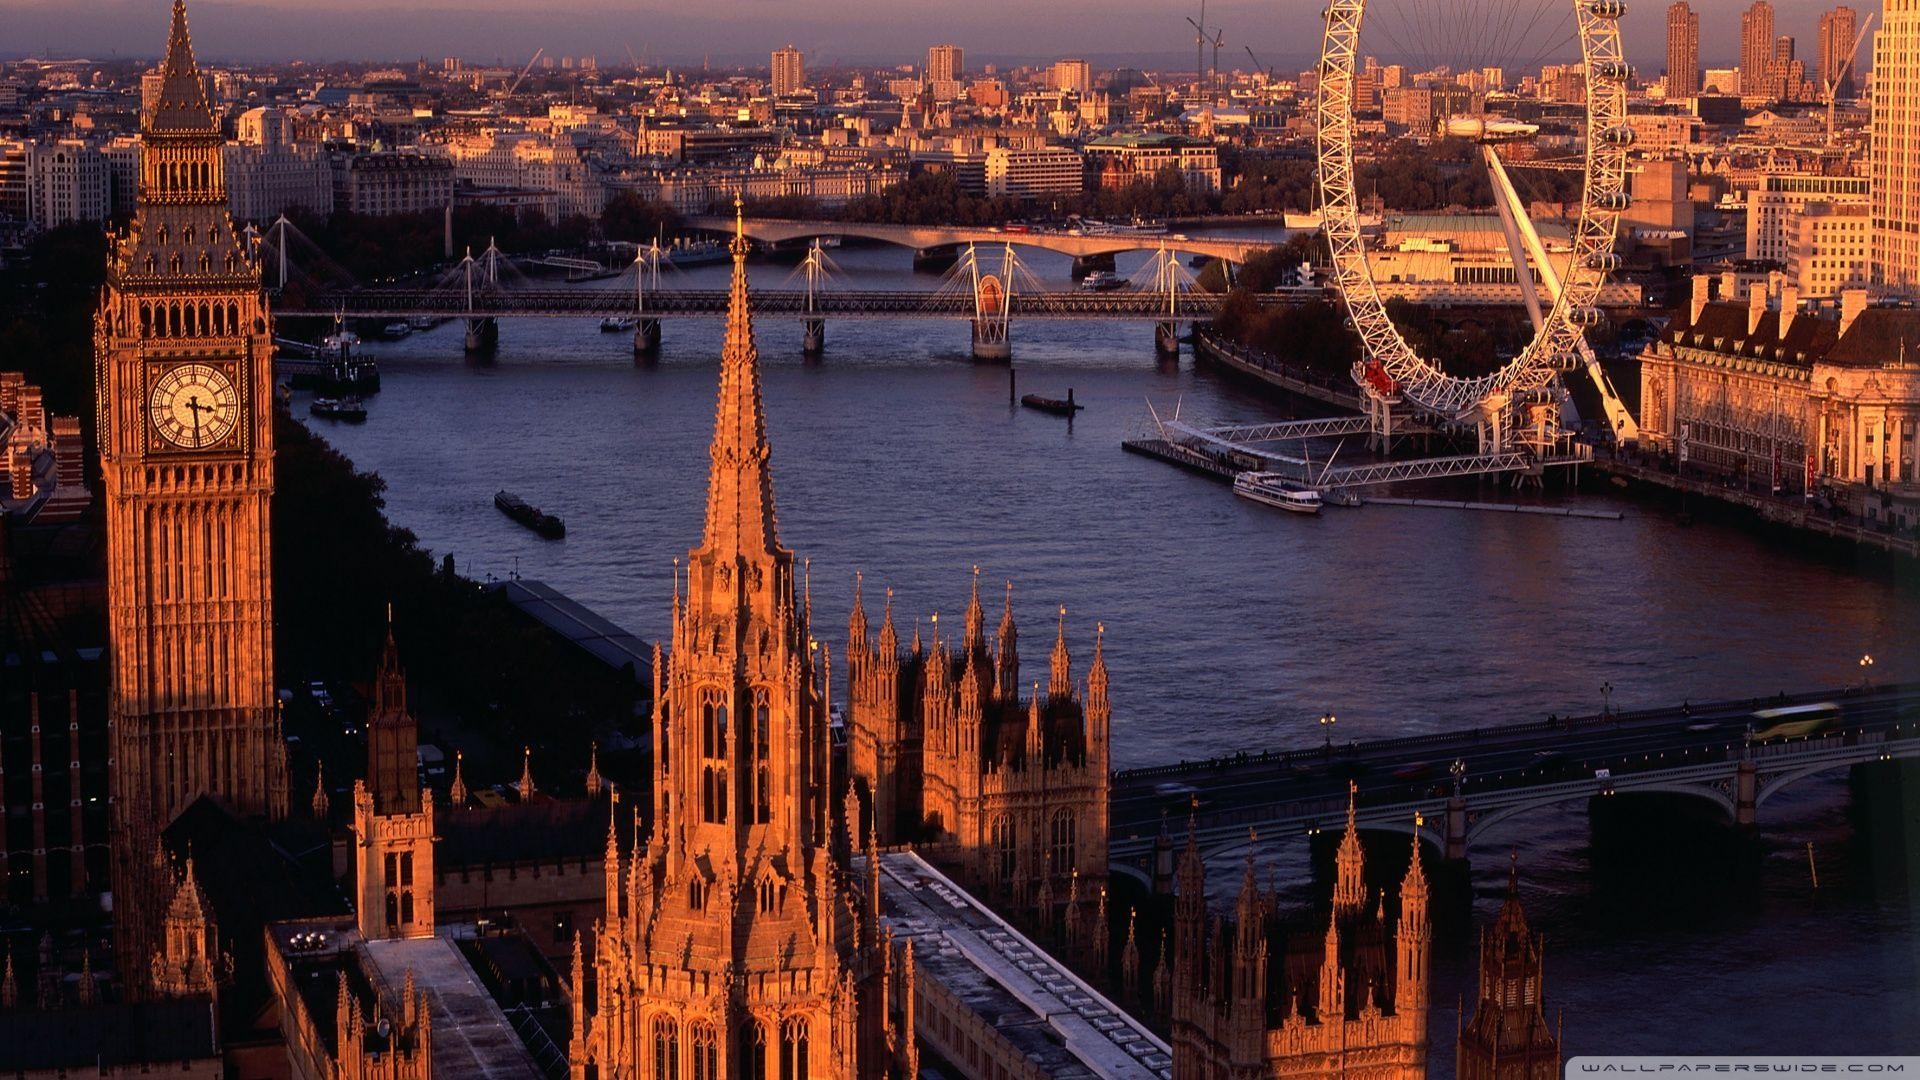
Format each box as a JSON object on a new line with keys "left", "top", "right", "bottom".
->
{"left": 148, "top": 0, "right": 218, "bottom": 136}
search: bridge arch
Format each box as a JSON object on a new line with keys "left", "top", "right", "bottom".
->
{"left": 684, "top": 216, "right": 1273, "bottom": 265}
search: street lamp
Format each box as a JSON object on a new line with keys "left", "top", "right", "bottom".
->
{"left": 1601, "top": 680, "right": 1614, "bottom": 719}
{"left": 1860, "top": 653, "right": 1874, "bottom": 689}
{"left": 1449, "top": 758, "right": 1466, "bottom": 799}
{"left": 1319, "top": 712, "right": 1337, "bottom": 750}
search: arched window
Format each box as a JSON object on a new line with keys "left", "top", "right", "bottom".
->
{"left": 652, "top": 1016, "right": 681, "bottom": 1080}
{"left": 779, "top": 1017, "right": 809, "bottom": 1080}
{"left": 739, "top": 1020, "right": 767, "bottom": 1080}
{"left": 400, "top": 891, "right": 414, "bottom": 924}
{"left": 755, "top": 702, "right": 770, "bottom": 761}
{"left": 1050, "top": 808, "right": 1077, "bottom": 873}
{"left": 702, "top": 702, "right": 715, "bottom": 758}
{"left": 991, "top": 815, "right": 1016, "bottom": 882}
{"left": 689, "top": 1024, "right": 717, "bottom": 1080}
{"left": 756, "top": 766, "right": 770, "bottom": 825}
{"left": 385, "top": 892, "right": 399, "bottom": 929}
{"left": 140, "top": 303, "right": 152, "bottom": 337}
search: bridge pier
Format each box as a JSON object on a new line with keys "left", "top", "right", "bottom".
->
{"left": 1155, "top": 320, "right": 1182, "bottom": 357}
{"left": 1071, "top": 253, "right": 1117, "bottom": 279}
{"left": 913, "top": 247, "right": 960, "bottom": 272}
{"left": 802, "top": 318, "right": 826, "bottom": 356}
{"left": 1444, "top": 795, "right": 1468, "bottom": 861}
{"left": 972, "top": 319, "right": 1011, "bottom": 362}
{"left": 464, "top": 317, "right": 498, "bottom": 356}
{"left": 633, "top": 318, "right": 662, "bottom": 359}
{"left": 1734, "top": 758, "right": 1758, "bottom": 828}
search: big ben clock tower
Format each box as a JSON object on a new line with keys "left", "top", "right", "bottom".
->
{"left": 98, "top": 0, "right": 287, "bottom": 978}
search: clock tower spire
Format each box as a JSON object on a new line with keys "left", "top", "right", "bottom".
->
{"left": 98, "top": 0, "right": 285, "bottom": 995}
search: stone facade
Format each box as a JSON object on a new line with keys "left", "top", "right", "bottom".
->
{"left": 1456, "top": 864, "right": 1560, "bottom": 1080}
{"left": 352, "top": 624, "right": 436, "bottom": 942}
{"left": 96, "top": 0, "right": 288, "bottom": 992}
{"left": 844, "top": 574, "right": 1111, "bottom": 943}
{"left": 1169, "top": 791, "right": 1430, "bottom": 1080}
{"left": 1638, "top": 275, "right": 1920, "bottom": 528}
{"left": 569, "top": 214, "right": 915, "bottom": 1080}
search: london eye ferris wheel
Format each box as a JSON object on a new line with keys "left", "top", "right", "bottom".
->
{"left": 1314, "top": 0, "right": 1639, "bottom": 446}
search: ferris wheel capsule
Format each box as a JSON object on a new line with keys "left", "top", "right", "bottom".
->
{"left": 1585, "top": 252, "right": 1624, "bottom": 272}
{"left": 1592, "top": 190, "right": 1632, "bottom": 211}
{"left": 1588, "top": 0, "right": 1627, "bottom": 18}
{"left": 1592, "top": 60, "right": 1635, "bottom": 81}
{"left": 1570, "top": 305, "right": 1607, "bottom": 327}
{"left": 1598, "top": 124, "right": 1637, "bottom": 145}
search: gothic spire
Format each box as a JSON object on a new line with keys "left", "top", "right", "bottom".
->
{"left": 449, "top": 750, "right": 467, "bottom": 807}
{"left": 586, "top": 742, "right": 603, "bottom": 798}
{"left": 517, "top": 747, "right": 536, "bottom": 802}
{"left": 148, "top": 1, "right": 218, "bottom": 135}
{"left": 1334, "top": 780, "right": 1367, "bottom": 916}
{"left": 964, "top": 566, "right": 985, "bottom": 653}
{"left": 849, "top": 571, "right": 868, "bottom": 652}
{"left": 1048, "top": 605, "right": 1072, "bottom": 700}
{"left": 699, "top": 197, "right": 781, "bottom": 560}
{"left": 374, "top": 605, "right": 406, "bottom": 718}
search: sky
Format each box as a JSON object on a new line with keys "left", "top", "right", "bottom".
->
{"left": 0, "top": 0, "right": 1868, "bottom": 69}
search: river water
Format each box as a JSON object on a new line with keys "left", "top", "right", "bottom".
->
{"left": 299, "top": 239, "right": 1919, "bottom": 1064}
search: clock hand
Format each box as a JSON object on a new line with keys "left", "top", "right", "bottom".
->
{"left": 189, "top": 396, "right": 203, "bottom": 445}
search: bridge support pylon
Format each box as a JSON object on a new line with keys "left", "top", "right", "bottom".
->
{"left": 464, "top": 317, "right": 498, "bottom": 356}
{"left": 972, "top": 319, "right": 1011, "bottom": 362}
{"left": 802, "top": 317, "right": 826, "bottom": 356}
{"left": 1444, "top": 795, "right": 1468, "bottom": 861}
{"left": 1155, "top": 320, "right": 1182, "bottom": 357}
{"left": 633, "top": 318, "right": 661, "bottom": 359}
{"left": 1734, "top": 759, "right": 1758, "bottom": 828}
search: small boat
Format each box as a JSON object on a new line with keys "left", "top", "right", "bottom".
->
{"left": 407, "top": 315, "right": 443, "bottom": 331}
{"left": 495, "top": 490, "right": 566, "bottom": 539}
{"left": 1233, "top": 474, "right": 1322, "bottom": 515}
{"left": 1020, "top": 389, "right": 1083, "bottom": 416}
{"left": 309, "top": 396, "right": 368, "bottom": 422}
{"left": 666, "top": 239, "right": 730, "bottom": 267}
{"left": 601, "top": 316, "right": 638, "bottom": 332}
{"left": 382, "top": 321, "right": 412, "bottom": 339}
{"left": 1078, "top": 270, "right": 1126, "bottom": 291}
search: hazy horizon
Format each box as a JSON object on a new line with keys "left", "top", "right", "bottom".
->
{"left": 0, "top": 0, "right": 1869, "bottom": 71}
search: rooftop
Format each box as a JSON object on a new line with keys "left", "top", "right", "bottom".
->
{"left": 870, "top": 851, "right": 1171, "bottom": 1080}
{"left": 486, "top": 578, "right": 653, "bottom": 683}
{"left": 267, "top": 921, "right": 547, "bottom": 1080}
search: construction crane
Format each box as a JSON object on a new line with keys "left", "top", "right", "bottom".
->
{"left": 1823, "top": 12, "right": 1874, "bottom": 146}
{"left": 1188, "top": 0, "right": 1208, "bottom": 101}
{"left": 506, "top": 47, "right": 545, "bottom": 99}
{"left": 1245, "top": 45, "right": 1273, "bottom": 84}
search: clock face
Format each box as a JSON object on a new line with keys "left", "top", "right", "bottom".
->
{"left": 149, "top": 363, "right": 240, "bottom": 450}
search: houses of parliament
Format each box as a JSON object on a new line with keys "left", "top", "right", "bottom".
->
{"left": 0, "top": 3, "right": 1564, "bottom": 1077}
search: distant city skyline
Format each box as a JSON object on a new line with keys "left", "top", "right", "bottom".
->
{"left": 0, "top": 0, "right": 1877, "bottom": 69}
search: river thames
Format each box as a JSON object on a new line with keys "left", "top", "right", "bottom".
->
{"left": 301, "top": 240, "right": 1918, "bottom": 1067}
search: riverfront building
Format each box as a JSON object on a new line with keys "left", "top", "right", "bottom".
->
{"left": 1456, "top": 863, "right": 1561, "bottom": 1080}
{"left": 567, "top": 216, "right": 917, "bottom": 1080}
{"left": 1168, "top": 791, "right": 1430, "bottom": 1080}
{"left": 1637, "top": 275, "right": 1920, "bottom": 529}
{"left": 844, "top": 575, "right": 1112, "bottom": 942}
{"left": 95, "top": 0, "right": 290, "bottom": 991}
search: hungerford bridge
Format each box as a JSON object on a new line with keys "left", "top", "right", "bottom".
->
{"left": 1107, "top": 683, "right": 1920, "bottom": 883}
{"left": 265, "top": 216, "right": 1293, "bottom": 360}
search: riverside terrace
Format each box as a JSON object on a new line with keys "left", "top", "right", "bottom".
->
{"left": 1108, "top": 684, "right": 1920, "bottom": 877}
